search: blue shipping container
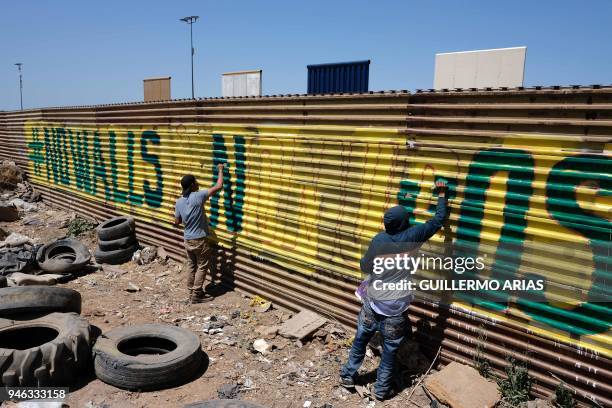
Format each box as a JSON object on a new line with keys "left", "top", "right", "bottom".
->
{"left": 307, "top": 60, "right": 370, "bottom": 94}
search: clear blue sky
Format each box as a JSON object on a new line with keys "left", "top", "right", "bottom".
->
{"left": 1, "top": 0, "right": 611, "bottom": 110}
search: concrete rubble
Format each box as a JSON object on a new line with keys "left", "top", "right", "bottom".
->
{"left": 279, "top": 309, "right": 328, "bottom": 340}
{"left": 424, "top": 361, "right": 501, "bottom": 408}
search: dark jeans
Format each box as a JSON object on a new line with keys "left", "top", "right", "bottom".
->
{"left": 340, "top": 301, "right": 409, "bottom": 396}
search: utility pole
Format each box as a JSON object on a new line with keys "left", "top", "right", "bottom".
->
{"left": 180, "top": 16, "right": 199, "bottom": 99}
{"left": 15, "top": 63, "right": 23, "bottom": 110}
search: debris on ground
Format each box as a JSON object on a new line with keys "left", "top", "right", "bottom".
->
{"left": 126, "top": 282, "right": 141, "bottom": 292}
{"left": 17, "top": 181, "right": 41, "bottom": 203}
{"left": 134, "top": 246, "right": 157, "bottom": 265}
{"left": 255, "top": 324, "right": 280, "bottom": 339}
{"left": 2, "top": 232, "right": 33, "bottom": 247}
{"left": 252, "top": 338, "right": 272, "bottom": 354}
{"left": 249, "top": 294, "right": 272, "bottom": 313}
{"left": 279, "top": 309, "right": 327, "bottom": 340}
{"left": 217, "top": 383, "right": 241, "bottom": 399}
{"left": 202, "top": 316, "right": 226, "bottom": 334}
{"left": 102, "top": 265, "right": 128, "bottom": 278}
{"left": 0, "top": 203, "right": 20, "bottom": 221}
{"left": 9, "top": 272, "right": 66, "bottom": 286}
{"left": 9, "top": 197, "right": 38, "bottom": 212}
{"left": 157, "top": 246, "right": 169, "bottom": 262}
{"left": 0, "top": 234, "right": 38, "bottom": 276}
{"left": 425, "top": 361, "right": 501, "bottom": 408}
{"left": 0, "top": 160, "right": 24, "bottom": 189}
{"left": 22, "top": 216, "right": 44, "bottom": 226}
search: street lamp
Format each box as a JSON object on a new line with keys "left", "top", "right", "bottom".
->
{"left": 15, "top": 63, "right": 23, "bottom": 110}
{"left": 180, "top": 16, "right": 199, "bottom": 99}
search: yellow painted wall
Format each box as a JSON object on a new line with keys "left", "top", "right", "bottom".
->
{"left": 25, "top": 121, "right": 611, "bottom": 357}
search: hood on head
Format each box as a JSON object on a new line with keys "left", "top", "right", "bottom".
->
{"left": 384, "top": 205, "right": 410, "bottom": 235}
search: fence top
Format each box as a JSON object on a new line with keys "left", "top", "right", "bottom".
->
{"left": 2, "top": 84, "right": 612, "bottom": 113}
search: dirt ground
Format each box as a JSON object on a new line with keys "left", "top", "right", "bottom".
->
{"left": 0, "top": 198, "right": 438, "bottom": 408}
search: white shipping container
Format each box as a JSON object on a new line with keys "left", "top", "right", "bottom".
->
{"left": 434, "top": 47, "right": 526, "bottom": 89}
{"left": 222, "top": 70, "right": 262, "bottom": 97}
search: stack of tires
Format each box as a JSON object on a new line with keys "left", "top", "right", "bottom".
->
{"left": 94, "top": 216, "right": 139, "bottom": 265}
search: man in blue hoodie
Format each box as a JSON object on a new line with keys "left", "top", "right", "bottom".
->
{"left": 340, "top": 180, "right": 448, "bottom": 400}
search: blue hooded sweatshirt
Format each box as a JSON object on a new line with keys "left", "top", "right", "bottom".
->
{"left": 360, "top": 195, "right": 448, "bottom": 316}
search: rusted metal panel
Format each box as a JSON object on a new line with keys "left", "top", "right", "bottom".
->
{"left": 0, "top": 87, "right": 610, "bottom": 407}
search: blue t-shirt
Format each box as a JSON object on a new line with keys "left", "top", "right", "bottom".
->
{"left": 175, "top": 190, "right": 210, "bottom": 240}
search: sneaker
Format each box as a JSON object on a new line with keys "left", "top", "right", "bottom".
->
{"left": 339, "top": 375, "right": 355, "bottom": 389}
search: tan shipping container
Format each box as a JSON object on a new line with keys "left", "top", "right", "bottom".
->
{"left": 143, "top": 77, "right": 171, "bottom": 102}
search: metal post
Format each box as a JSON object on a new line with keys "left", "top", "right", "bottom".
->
{"left": 190, "top": 22, "right": 194, "bottom": 99}
{"left": 180, "top": 16, "right": 199, "bottom": 99}
{"left": 15, "top": 63, "right": 23, "bottom": 110}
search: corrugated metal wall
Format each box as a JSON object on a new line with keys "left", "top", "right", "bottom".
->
{"left": 0, "top": 88, "right": 610, "bottom": 407}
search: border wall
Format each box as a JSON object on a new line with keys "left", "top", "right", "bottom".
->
{"left": 0, "top": 87, "right": 610, "bottom": 406}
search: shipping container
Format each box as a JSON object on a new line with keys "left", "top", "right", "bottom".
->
{"left": 222, "top": 70, "right": 262, "bottom": 97}
{"left": 434, "top": 46, "right": 526, "bottom": 89}
{"left": 143, "top": 77, "right": 171, "bottom": 102}
{"left": 307, "top": 60, "right": 370, "bottom": 94}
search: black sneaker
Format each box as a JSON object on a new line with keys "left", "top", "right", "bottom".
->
{"left": 339, "top": 375, "right": 355, "bottom": 389}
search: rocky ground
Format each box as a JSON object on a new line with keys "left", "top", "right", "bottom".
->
{"left": 1, "top": 197, "right": 439, "bottom": 408}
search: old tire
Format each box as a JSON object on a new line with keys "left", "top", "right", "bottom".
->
{"left": 0, "top": 287, "right": 81, "bottom": 317}
{"left": 96, "top": 216, "right": 135, "bottom": 241}
{"left": 97, "top": 234, "right": 137, "bottom": 252}
{"left": 36, "top": 239, "right": 91, "bottom": 273}
{"left": 94, "top": 244, "right": 138, "bottom": 265}
{"left": 0, "top": 312, "right": 91, "bottom": 386}
{"left": 184, "top": 401, "right": 267, "bottom": 408}
{"left": 93, "top": 324, "right": 202, "bottom": 391}
{"left": 0, "top": 276, "right": 6, "bottom": 288}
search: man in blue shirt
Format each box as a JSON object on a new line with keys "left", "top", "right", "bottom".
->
{"left": 175, "top": 163, "right": 224, "bottom": 303}
{"left": 340, "top": 180, "right": 448, "bottom": 400}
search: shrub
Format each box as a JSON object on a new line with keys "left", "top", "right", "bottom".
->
{"left": 555, "top": 382, "right": 577, "bottom": 408}
{"left": 497, "top": 357, "right": 534, "bottom": 406}
{"left": 67, "top": 217, "right": 96, "bottom": 237}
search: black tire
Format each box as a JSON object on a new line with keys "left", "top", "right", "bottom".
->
{"left": 0, "top": 312, "right": 91, "bottom": 386}
{"left": 97, "top": 234, "right": 137, "bottom": 252}
{"left": 96, "top": 216, "right": 135, "bottom": 241}
{"left": 36, "top": 239, "right": 91, "bottom": 273}
{"left": 184, "top": 401, "right": 267, "bottom": 408}
{"left": 93, "top": 324, "right": 202, "bottom": 391}
{"left": 0, "top": 287, "right": 81, "bottom": 317}
{"left": 94, "top": 244, "right": 138, "bottom": 265}
{"left": 0, "top": 276, "right": 6, "bottom": 288}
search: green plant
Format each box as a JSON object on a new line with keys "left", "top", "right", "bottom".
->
{"left": 555, "top": 382, "right": 577, "bottom": 408}
{"left": 497, "top": 357, "right": 534, "bottom": 406}
{"left": 473, "top": 325, "right": 492, "bottom": 378}
{"left": 67, "top": 217, "right": 95, "bottom": 237}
